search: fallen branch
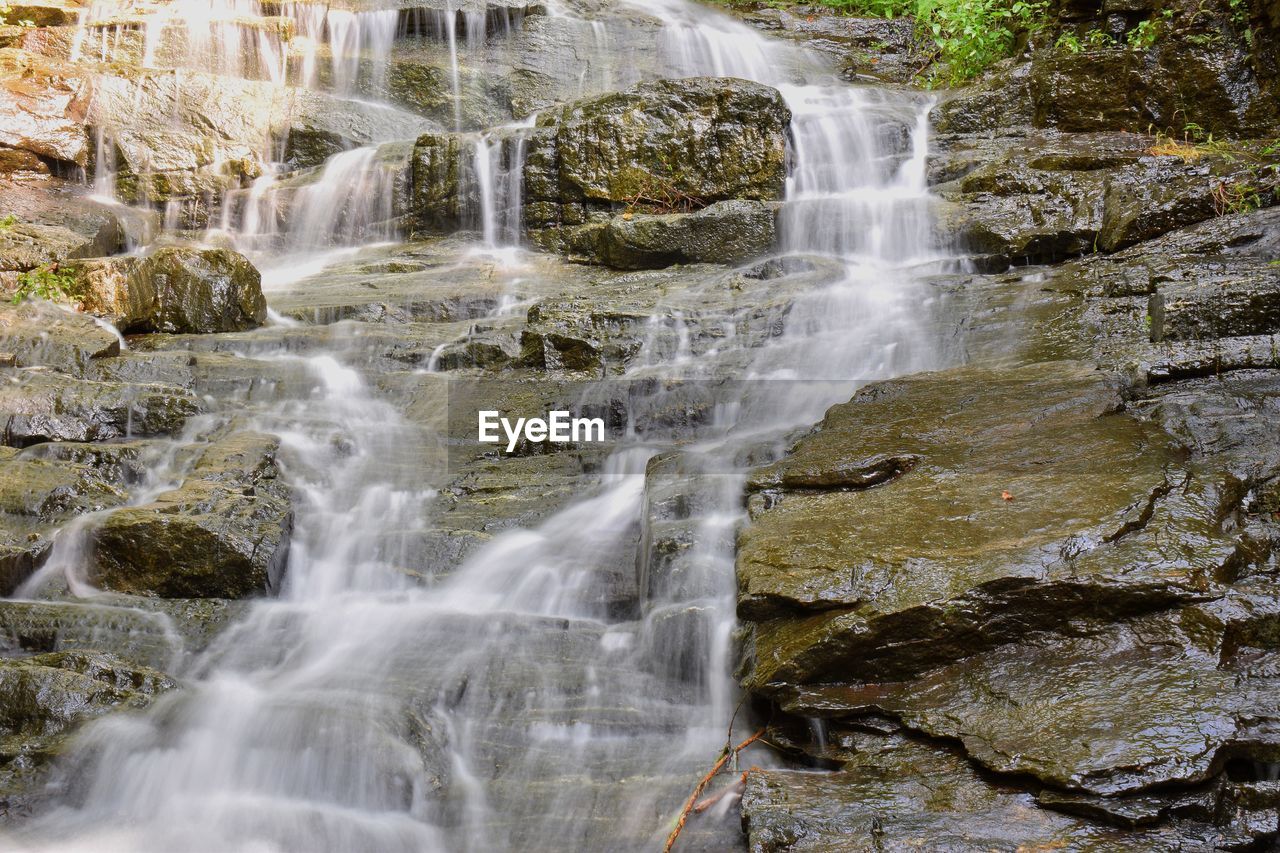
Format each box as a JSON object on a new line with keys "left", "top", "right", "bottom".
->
{"left": 692, "top": 767, "right": 756, "bottom": 814}
{"left": 662, "top": 728, "right": 765, "bottom": 853}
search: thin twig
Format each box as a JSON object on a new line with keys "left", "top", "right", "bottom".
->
{"left": 662, "top": 728, "right": 765, "bottom": 853}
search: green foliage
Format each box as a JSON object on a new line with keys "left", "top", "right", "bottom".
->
{"left": 1054, "top": 32, "right": 1082, "bottom": 52}
{"left": 921, "top": 0, "right": 1048, "bottom": 84}
{"left": 1227, "top": 0, "right": 1251, "bottom": 44}
{"left": 0, "top": 214, "right": 15, "bottom": 232}
{"left": 11, "top": 264, "right": 83, "bottom": 305}
{"left": 780, "top": 0, "right": 1051, "bottom": 84}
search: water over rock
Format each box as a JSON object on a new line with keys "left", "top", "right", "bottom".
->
{"left": 0, "top": 47, "right": 89, "bottom": 167}
{"left": 0, "top": 182, "right": 130, "bottom": 282}
{"left": 0, "top": 370, "right": 201, "bottom": 447}
{"left": 87, "top": 431, "right": 292, "bottom": 599}
{"left": 0, "top": 649, "right": 176, "bottom": 818}
{"left": 410, "top": 76, "right": 791, "bottom": 264}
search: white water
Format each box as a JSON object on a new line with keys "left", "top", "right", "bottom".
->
{"left": 10, "top": 0, "right": 951, "bottom": 850}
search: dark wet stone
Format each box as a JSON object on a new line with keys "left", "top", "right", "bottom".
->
{"left": 88, "top": 432, "right": 292, "bottom": 599}
{"left": 584, "top": 201, "right": 780, "bottom": 270}
{"left": 740, "top": 733, "right": 1234, "bottom": 851}
{"left": 736, "top": 362, "right": 1237, "bottom": 688}
{"left": 0, "top": 370, "right": 201, "bottom": 447}
{"left": 0, "top": 301, "right": 120, "bottom": 373}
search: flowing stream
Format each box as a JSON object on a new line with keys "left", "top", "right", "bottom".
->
{"left": 10, "top": 0, "right": 952, "bottom": 849}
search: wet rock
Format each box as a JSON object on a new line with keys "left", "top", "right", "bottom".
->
{"left": 1029, "top": 50, "right": 1156, "bottom": 133}
{"left": 413, "top": 77, "right": 791, "bottom": 244}
{"left": 0, "top": 370, "right": 201, "bottom": 447}
{"left": 1060, "top": 206, "right": 1280, "bottom": 378}
{"left": 1095, "top": 158, "right": 1273, "bottom": 252}
{"left": 409, "top": 133, "right": 466, "bottom": 233}
{"left": 543, "top": 77, "right": 789, "bottom": 206}
{"left": 86, "top": 69, "right": 408, "bottom": 210}
{"left": 0, "top": 301, "right": 120, "bottom": 373}
{"left": 740, "top": 733, "right": 1241, "bottom": 851}
{"left": 786, "top": 614, "right": 1241, "bottom": 796}
{"left": 2, "top": 2, "right": 79, "bottom": 27}
{"left": 283, "top": 92, "right": 432, "bottom": 169}
{"left": 0, "top": 649, "right": 175, "bottom": 816}
{"left": 584, "top": 201, "right": 779, "bottom": 270}
{"left": 88, "top": 432, "right": 292, "bottom": 599}
{"left": 0, "top": 442, "right": 145, "bottom": 593}
{"left": 931, "top": 62, "right": 1035, "bottom": 135}
{"left": 734, "top": 7, "right": 922, "bottom": 85}
{"left": 67, "top": 246, "right": 267, "bottom": 334}
{"left": 935, "top": 132, "right": 1276, "bottom": 268}
{"left": 0, "top": 48, "right": 89, "bottom": 166}
{"left": 87, "top": 70, "right": 276, "bottom": 205}
{"left": 736, "top": 362, "right": 1235, "bottom": 689}
{"left": 0, "top": 181, "right": 133, "bottom": 276}
{"left": 1149, "top": 271, "right": 1280, "bottom": 343}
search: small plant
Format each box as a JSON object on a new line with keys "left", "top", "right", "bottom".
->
{"left": 0, "top": 214, "right": 15, "bottom": 232}
{"left": 1126, "top": 19, "right": 1157, "bottom": 49}
{"left": 11, "top": 263, "right": 83, "bottom": 305}
{"left": 1055, "top": 31, "right": 1083, "bottom": 52}
{"left": 1055, "top": 27, "right": 1115, "bottom": 53}
{"left": 1212, "top": 180, "right": 1263, "bottom": 216}
{"left": 1126, "top": 9, "right": 1174, "bottom": 50}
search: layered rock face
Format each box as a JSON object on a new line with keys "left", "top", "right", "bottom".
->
{"left": 728, "top": 2, "right": 1280, "bottom": 848}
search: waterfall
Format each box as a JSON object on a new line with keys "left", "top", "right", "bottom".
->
{"left": 8, "top": 0, "right": 954, "bottom": 850}
{"left": 221, "top": 143, "right": 410, "bottom": 284}
{"left": 466, "top": 120, "right": 534, "bottom": 249}
{"left": 324, "top": 9, "right": 399, "bottom": 96}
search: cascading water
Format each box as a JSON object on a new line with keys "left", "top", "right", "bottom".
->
{"left": 7, "top": 0, "right": 954, "bottom": 850}
{"left": 465, "top": 118, "right": 534, "bottom": 249}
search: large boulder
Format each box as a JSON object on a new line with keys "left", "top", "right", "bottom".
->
{"left": 409, "top": 77, "right": 792, "bottom": 258}
{"left": 67, "top": 246, "right": 267, "bottom": 334}
{"left": 538, "top": 76, "right": 790, "bottom": 208}
{"left": 87, "top": 431, "right": 292, "bottom": 598}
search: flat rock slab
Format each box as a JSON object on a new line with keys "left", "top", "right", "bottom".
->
{"left": 740, "top": 734, "right": 1229, "bottom": 852}
{"left": 0, "top": 300, "right": 120, "bottom": 372}
{"left": 0, "top": 369, "right": 201, "bottom": 447}
{"left": 737, "top": 360, "right": 1237, "bottom": 688}
{"left": 784, "top": 614, "right": 1241, "bottom": 796}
